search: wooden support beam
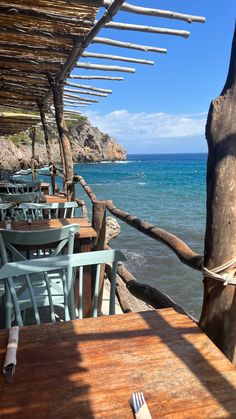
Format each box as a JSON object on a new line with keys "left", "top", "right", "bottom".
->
{"left": 199, "top": 26, "right": 236, "bottom": 364}
{"left": 29, "top": 126, "right": 36, "bottom": 181}
{"left": 66, "top": 81, "right": 112, "bottom": 93}
{"left": 69, "top": 75, "right": 123, "bottom": 81}
{"left": 101, "top": 1, "right": 205, "bottom": 24}
{"left": 82, "top": 51, "right": 154, "bottom": 65}
{"left": 64, "top": 87, "right": 107, "bottom": 97}
{"left": 56, "top": 0, "right": 127, "bottom": 83}
{"left": 37, "top": 101, "right": 58, "bottom": 195}
{"left": 102, "top": 22, "right": 190, "bottom": 38}
{"left": 76, "top": 62, "right": 135, "bottom": 72}
{"left": 63, "top": 93, "right": 99, "bottom": 103}
{"left": 93, "top": 37, "right": 167, "bottom": 53}
{"left": 47, "top": 74, "right": 75, "bottom": 201}
{"left": 64, "top": 102, "right": 90, "bottom": 107}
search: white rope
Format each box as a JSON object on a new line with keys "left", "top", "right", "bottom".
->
{"left": 202, "top": 254, "right": 236, "bottom": 286}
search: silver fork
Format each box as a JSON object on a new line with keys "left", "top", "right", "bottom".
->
{"left": 130, "top": 392, "right": 152, "bottom": 418}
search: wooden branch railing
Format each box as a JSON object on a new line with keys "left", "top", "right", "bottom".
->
{"left": 76, "top": 175, "right": 203, "bottom": 271}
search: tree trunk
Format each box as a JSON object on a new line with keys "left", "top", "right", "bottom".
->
{"left": 47, "top": 74, "right": 75, "bottom": 200}
{"left": 199, "top": 25, "right": 236, "bottom": 363}
{"left": 37, "top": 102, "right": 57, "bottom": 194}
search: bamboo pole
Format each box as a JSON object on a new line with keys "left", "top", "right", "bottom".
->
{"left": 199, "top": 26, "right": 236, "bottom": 363}
{"left": 63, "top": 92, "right": 99, "bottom": 103}
{"left": 37, "top": 101, "right": 57, "bottom": 194}
{"left": 47, "top": 73, "right": 74, "bottom": 200}
{"left": 93, "top": 37, "right": 167, "bottom": 53}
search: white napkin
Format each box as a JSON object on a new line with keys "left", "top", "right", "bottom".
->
{"left": 3, "top": 326, "right": 19, "bottom": 382}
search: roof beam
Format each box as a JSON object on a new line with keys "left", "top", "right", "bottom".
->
{"left": 76, "top": 62, "right": 135, "bottom": 72}
{"left": 69, "top": 75, "right": 123, "bottom": 81}
{"left": 64, "top": 87, "right": 107, "bottom": 97}
{"left": 66, "top": 81, "right": 112, "bottom": 93}
{"left": 93, "top": 37, "right": 167, "bottom": 53}
{"left": 101, "top": 22, "right": 190, "bottom": 38}
{"left": 56, "top": 0, "right": 127, "bottom": 83}
{"left": 82, "top": 52, "right": 154, "bottom": 65}
{"left": 96, "top": 1, "right": 205, "bottom": 24}
{"left": 63, "top": 93, "right": 98, "bottom": 103}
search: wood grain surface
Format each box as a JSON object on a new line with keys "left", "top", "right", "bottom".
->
{"left": 0, "top": 218, "right": 97, "bottom": 239}
{"left": 0, "top": 309, "right": 236, "bottom": 418}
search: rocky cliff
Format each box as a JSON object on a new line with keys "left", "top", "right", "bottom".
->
{"left": 0, "top": 117, "right": 126, "bottom": 171}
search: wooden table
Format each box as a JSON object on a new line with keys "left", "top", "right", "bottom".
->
{"left": 1, "top": 308, "right": 236, "bottom": 418}
{"left": 42, "top": 194, "right": 67, "bottom": 203}
{"left": 0, "top": 218, "right": 97, "bottom": 317}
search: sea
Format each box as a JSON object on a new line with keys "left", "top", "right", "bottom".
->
{"left": 35, "top": 153, "right": 207, "bottom": 319}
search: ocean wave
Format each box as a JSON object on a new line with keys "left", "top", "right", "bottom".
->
{"left": 138, "top": 182, "right": 146, "bottom": 185}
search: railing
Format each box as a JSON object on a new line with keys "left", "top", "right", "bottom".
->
{"left": 75, "top": 175, "right": 202, "bottom": 317}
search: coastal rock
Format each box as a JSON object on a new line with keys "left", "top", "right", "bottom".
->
{"left": 0, "top": 118, "right": 126, "bottom": 171}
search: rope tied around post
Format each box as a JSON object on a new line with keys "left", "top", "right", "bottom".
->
{"left": 202, "top": 255, "right": 236, "bottom": 286}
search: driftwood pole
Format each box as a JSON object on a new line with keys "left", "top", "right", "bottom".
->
{"left": 47, "top": 73, "right": 75, "bottom": 200}
{"left": 29, "top": 126, "right": 36, "bottom": 180}
{"left": 37, "top": 102, "right": 57, "bottom": 194}
{"left": 199, "top": 26, "right": 236, "bottom": 363}
{"left": 92, "top": 200, "right": 107, "bottom": 313}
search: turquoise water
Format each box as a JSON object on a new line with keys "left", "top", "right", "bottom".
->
{"left": 38, "top": 153, "right": 207, "bottom": 318}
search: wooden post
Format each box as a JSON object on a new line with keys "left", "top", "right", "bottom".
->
{"left": 29, "top": 126, "right": 36, "bottom": 180}
{"left": 47, "top": 73, "right": 75, "bottom": 201}
{"left": 37, "top": 102, "right": 57, "bottom": 194}
{"left": 92, "top": 200, "right": 107, "bottom": 314}
{"left": 199, "top": 25, "right": 236, "bottom": 363}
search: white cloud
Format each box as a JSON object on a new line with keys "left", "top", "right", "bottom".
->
{"left": 84, "top": 109, "right": 207, "bottom": 143}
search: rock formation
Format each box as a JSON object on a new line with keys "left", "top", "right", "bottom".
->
{"left": 0, "top": 117, "right": 126, "bottom": 171}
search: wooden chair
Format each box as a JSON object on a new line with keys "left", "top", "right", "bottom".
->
{"left": 19, "top": 201, "right": 79, "bottom": 220}
{"left": 0, "top": 224, "right": 80, "bottom": 327}
{"left": 0, "top": 249, "right": 126, "bottom": 327}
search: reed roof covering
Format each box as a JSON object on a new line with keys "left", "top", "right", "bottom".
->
{"left": 0, "top": 1, "right": 98, "bottom": 115}
{"left": 0, "top": 113, "right": 40, "bottom": 135}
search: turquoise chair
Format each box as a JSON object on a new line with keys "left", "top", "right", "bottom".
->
{"left": 19, "top": 201, "right": 79, "bottom": 220}
{"left": 0, "top": 192, "right": 40, "bottom": 204}
{"left": 0, "top": 203, "right": 16, "bottom": 221}
{"left": 0, "top": 250, "right": 126, "bottom": 327}
{"left": 0, "top": 224, "right": 80, "bottom": 327}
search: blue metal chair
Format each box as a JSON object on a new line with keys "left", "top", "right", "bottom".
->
{"left": 0, "top": 224, "right": 80, "bottom": 327}
{"left": 0, "top": 250, "right": 126, "bottom": 327}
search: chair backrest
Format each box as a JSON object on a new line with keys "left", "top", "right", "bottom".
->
{"left": 0, "top": 249, "right": 126, "bottom": 326}
{"left": 0, "top": 224, "right": 80, "bottom": 265}
{"left": 19, "top": 182, "right": 41, "bottom": 193}
{"left": 0, "top": 203, "right": 16, "bottom": 221}
{"left": 19, "top": 202, "right": 78, "bottom": 220}
{"left": 0, "top": 192, "right": 40, "bottom": 204}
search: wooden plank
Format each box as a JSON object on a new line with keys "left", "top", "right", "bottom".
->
{"left": 0, "top": 309, "right": 236, "bottom": 417}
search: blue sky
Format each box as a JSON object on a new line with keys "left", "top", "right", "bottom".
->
{"left": 68, "top": 1, "right": 235, "bottom": 154}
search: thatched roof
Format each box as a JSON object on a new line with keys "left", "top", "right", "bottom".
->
{"left": 0, "top": 1, "right": 98, "bottom": 113}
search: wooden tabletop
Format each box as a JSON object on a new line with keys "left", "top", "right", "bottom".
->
{"left": 42, "top": 194, "right": 68, "bottom": 203}
{"left": 0, "top": 309, "right": 236, "bottom": 418}
{"left": 0, "top": 218, "right": 96, "bottom": 239}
